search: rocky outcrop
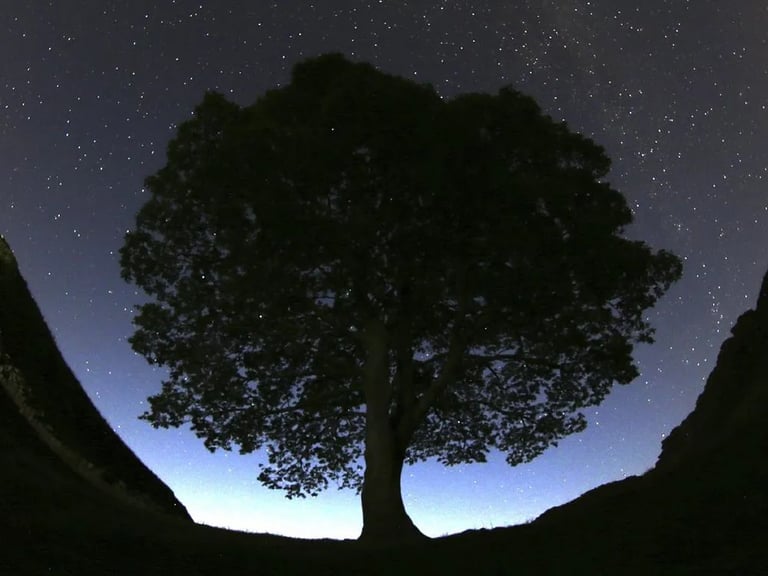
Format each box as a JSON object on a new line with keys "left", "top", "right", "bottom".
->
{"left": 532, "top": 267, "right": 768, "bottom": 570}
{"left": 655, "top": 270, "right": 768, "bottom": 484}
{"left": 0, "top": 235, "right": 191, "bottom": 520}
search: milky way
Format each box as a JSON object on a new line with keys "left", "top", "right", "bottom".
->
{"left": 1, "top": 2, "right": 766, "bottom": 538}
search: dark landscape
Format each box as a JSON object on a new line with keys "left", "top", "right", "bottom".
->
{"left": 1, "top": 233, "right": 766, "bottom": 575}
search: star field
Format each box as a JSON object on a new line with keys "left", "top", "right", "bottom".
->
{"left": 2, "top": 1, "right": 767, "bottom": 538}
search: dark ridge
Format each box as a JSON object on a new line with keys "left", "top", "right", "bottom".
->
{"left": 0, "top": 235, "right": 191, "bottom": 520}
{"left": 656, "top": 269, "right": 768, "bottom": 479}
{"left": 533, "top": 268, "right": 768, "bottom": 570}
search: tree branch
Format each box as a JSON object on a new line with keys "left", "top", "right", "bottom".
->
{"left": 398, "top": 262, "right": 470, "bottom": 441}
{"left": 465, "top": 351, "right": 562, "bottom": 372}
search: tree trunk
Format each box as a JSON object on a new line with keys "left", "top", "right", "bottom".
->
{"left": 358, "top": 427, "right": 425, "bottom": 543}
{"left": 358, "top": 319, "right": 426, "bottom": 543}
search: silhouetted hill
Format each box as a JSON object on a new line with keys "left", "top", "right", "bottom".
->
{"left": 657, "top": 269, "right": 768, "bottom": 483}
{"left": 533, "top": 268, "right": 768, "bottom": 572}
{"left": 0, "top": 235, "right": 191, "bottom": 520}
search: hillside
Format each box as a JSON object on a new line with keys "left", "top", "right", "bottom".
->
{"left": 533, "top": 268, "right": 768, "bottom": 570}
{"left": 0, "top": 235, "right": 191, "bottom": 520}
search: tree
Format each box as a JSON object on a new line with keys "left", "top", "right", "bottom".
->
{"left": 120, "top": 53, "right": 682, "bottom": 543}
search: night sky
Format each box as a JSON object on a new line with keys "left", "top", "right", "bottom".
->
{"left": 2, "top": 2, "right": 766, "bottom": 539}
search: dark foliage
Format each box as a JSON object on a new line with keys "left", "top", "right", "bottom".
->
{"left": 120, "top": 54, "right": 681, "bottom": 535}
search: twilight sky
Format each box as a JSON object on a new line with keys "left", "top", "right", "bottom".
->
{"left": 1, "top": 1, "right": 766, "bottom": 539}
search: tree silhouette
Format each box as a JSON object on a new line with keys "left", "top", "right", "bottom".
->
{"left": 120, "top": 53, "right": 682, "bottom": 542}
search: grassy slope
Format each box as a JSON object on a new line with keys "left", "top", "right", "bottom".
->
{"left": 0, "top": 237, "right": 190, "bottom": 519}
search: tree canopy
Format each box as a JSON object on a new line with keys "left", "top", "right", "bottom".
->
{"left": 120, "top": 53, "right": 682, "bottom": 541}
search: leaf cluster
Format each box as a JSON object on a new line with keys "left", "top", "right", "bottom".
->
{"left": 120, "top": 54, "right": 681, "bottom": 496}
